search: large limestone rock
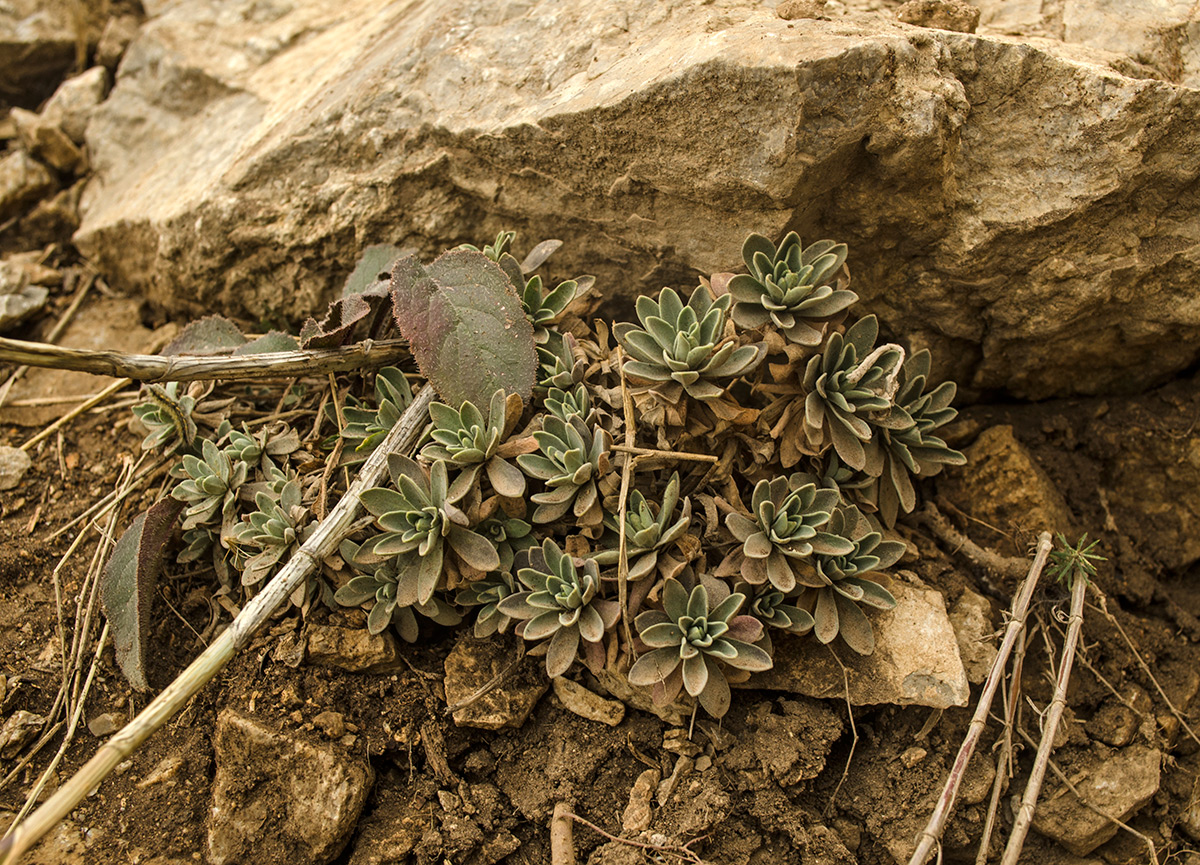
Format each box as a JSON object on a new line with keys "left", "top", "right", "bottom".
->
{"left": 76, "top": 0, "right": 1200, "bottom": 399}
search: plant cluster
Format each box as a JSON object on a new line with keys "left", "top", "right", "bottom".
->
{"left": 129, "top": 229, "right": 964, "bottom": 718}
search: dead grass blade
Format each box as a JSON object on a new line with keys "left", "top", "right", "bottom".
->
{"left": 1000, "top": 570, "right": 1088, "bottom": 864}
{"left": 908, "top": 532, "right": 1053, "bottom": 865}
{"left": 0, "top": 385, "right": 435, "bottom": 865}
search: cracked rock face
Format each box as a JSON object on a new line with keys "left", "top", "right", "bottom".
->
{"left": 76, "top": 0, "right": 1200, "bottom": 399}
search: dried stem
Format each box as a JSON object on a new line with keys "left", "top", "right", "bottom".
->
{"left": 1000, "top": 572, "right": 1088, "bottom": 865}
{"left": 0, "top": 336, "right": 409, "bottom": 383}
{"left": 550, "top": 802, "right": 577, "bottom": 865}
{"left": 21, "top": 378, "right": 133, "bottom": 451}
{"left": 915, "top": 502, "right": 1029, "bottom": 582}
{"left": 1011, "top": 725, "right": 1159, "bottom": 864}
{"left": 615, "top": 347, "right": 637, "bottom": 650}
{"left": 1088, "top": 586, "right": 1200, "bottom": 749}
{"left": 0, "top": 385, "right": 435, "bottom": 865}
{"left": 907, "top": 532, "right": 1053, "bottom": 865}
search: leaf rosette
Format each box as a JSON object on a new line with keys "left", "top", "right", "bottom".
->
{"left": 721, "top": 477, "right": 853, "bottom": 592}
{"left": 614, "top": 286, "right": 764, "bottom": 402}
{"left": 357, "top": 456, "right": 500, "bottom": 605}
{"left": 593, "top": 472, "right": 692, "bottom": 581}
{"left": 729, "top": 232, "right": 857, "bottom": 346}
{"left": 422, "top": 388, "right": 526, "bottom": 500}
{"left": 516, "top": 414, "right": 612, "bottom": 526}
{"left": 335, "top": 540, "right": 462, "bottom": 641}
{"left": 628, "top": 578, "right": 772, "bottom": 717}
{"left": 498, "top": 538, "right": 620, "bottom": 677}
{"left": 800, "top": 315, "right": 907, "bottom": 471}
{"left": 340, "top": 367, "right": 414, "bottom": 454}
{"left": 794, "top": 506, "right": 904, "bottom": 655}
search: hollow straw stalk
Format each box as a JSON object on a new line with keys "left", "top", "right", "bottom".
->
{"left": 907, "top": 532, "right": 1053, "bottom": 865}
{"left": 0, "top": 385, "right": 435, "bottom": 864}
{"left": 999, "top": 566, "right": 1088, "bottom": 865}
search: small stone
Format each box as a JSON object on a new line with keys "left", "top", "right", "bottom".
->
{"left": 306, "top": 624, "right": 398, "bottom": 672}
{"left": 87, "top": 712, "right": 122, "bottom": 738}
{"left": 41, "top": 66, "right": 108, "bottom": 144}
{"left": 444, "top": 634, "right": 548, "bottom": 730}
{"left": 313, "top": 711, "right": 346, "bottom": 738}
{"left": 896, "top": 0, "right": 980, "bottom": 33}
{"left": 208, "top": 709, "right": 372, "bottom": 865}
{"left": 900, "top": 747, "right": 927, "bottom": 768}
{"left": 959, "top": 755, "right": 996, "bottom": 806}
{"left": 97, "top": 15, "right": 141, "bottom": 69}
{"left": 0, "top": 710, "right": 45, "bottom": 758}
{"left": 551, "top": 676, "right": 625, "bottom": 726}
{"left": 662, "top": 728, "right": 703, "bottom": 758}
{"left": 1031, "top": 745, "right": 1161, "bottom": 856}
{"left": 941, "top": 426, "right": 1076, "bottom": 558}
{"left": 693, "top": 755, "right": 712, "bottom": 772}
{"left": 656, "top": 755, "right": 693, "bottom": 807}
{"left": 777, "top": 0, "right": 826, "bottom": 20}
{"left": 0, "top": 447, "right": 32, "bottom": 491}
{"left": 622, "top": 767, "right": 660, "bottom": 832}
{"left": 10, "top": 108, "right": 85, "bottom": 174}
{"left": 0, "top": 149, "right": 55, "bottom": 222}
{"left": 949, "top": 588, "right": 998, "bottom": 685}
{"left": 1086, "top": 698, "right": 1140, "bottom": 747}
{"left": 745, "top": 582, "right": 970, "bottom": 709}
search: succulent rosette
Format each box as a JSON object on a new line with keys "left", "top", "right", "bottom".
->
{"left": 721, "top": 477, "right": 853, "bottom": 592}
{"left": 498, "top": 538, "right": 620, "bottom": 677}
{"left": 629, "top": 577, "right": 772, "bottom": 717}
{"left": 614, "top": 285, "right": 764, "bottom": 402}
{"left": 795, "top": 506, "right": 904, "bottom": 655}
{"left": 729, "top": 232, "right": 856, "bottom": 346}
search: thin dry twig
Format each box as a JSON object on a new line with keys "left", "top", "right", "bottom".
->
{"left": 915, "top": 503, "right": 1029, "bottom": 583}
{"left": 908, "top": 532, "right": 1053, "bottom": 865}
{"left": 46, "top": 452, "right": 165, "bottom": 542}
{"left": 0, "top": 335, "right": 408, "bottom": 382}
{"left": 0, "top": 386, "right": 436, "bottom": 864}
{"left": 974, "top": 624, "right": 1029, "bottom": 865}
{"left": 1088, "top": 586, "right": 1200, "bottom": 749}
{"left": 562, "top": 809, "right": 707, "bottom": 864}
{"left": 824, "top": 645, "right": 859, "bottom": 818}
{"left": 611, "top": 444, "right": 719, "bottom": 464}
{"left": 1000, "top": 572, "right": 1088, "bottom": 865}
{"left": 21, "top": 378, "right": 133, "bottom": 452}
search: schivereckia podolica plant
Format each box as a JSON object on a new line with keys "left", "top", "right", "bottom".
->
{"left": 99, "top": 229, "right": 965, "bottom": 722}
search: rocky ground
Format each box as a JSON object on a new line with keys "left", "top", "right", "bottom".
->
{"left": 2, "top": 1, "right": 1200, "bottom": 864}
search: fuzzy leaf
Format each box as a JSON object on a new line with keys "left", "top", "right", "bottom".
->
{"left": 100, "top": 498, "right": 186, "bottom": 691}
{"left": 163, "top": 315, "right": 247, "bottom": 356}
{"left": 344, "top": 243, "right": 404, "bottom": 297}
{"left": 390, "top": 250, "right": 536, "bottom": 407}
{"left": 232, "top": 331, "right": 300, "bottom": 355}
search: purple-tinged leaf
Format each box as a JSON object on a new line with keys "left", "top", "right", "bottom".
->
{"left": 390, "top": 250, "right": 536, "bottom": 408}
{"left": 299, "top": 292, "right": 388, "bottom": 349}
{"left": 100, "top": 497, "right": 186, "bottom": 691}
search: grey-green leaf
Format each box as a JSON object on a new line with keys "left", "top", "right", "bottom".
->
{"left": 100, "top": 497, "right": 186, "bottom": 691}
